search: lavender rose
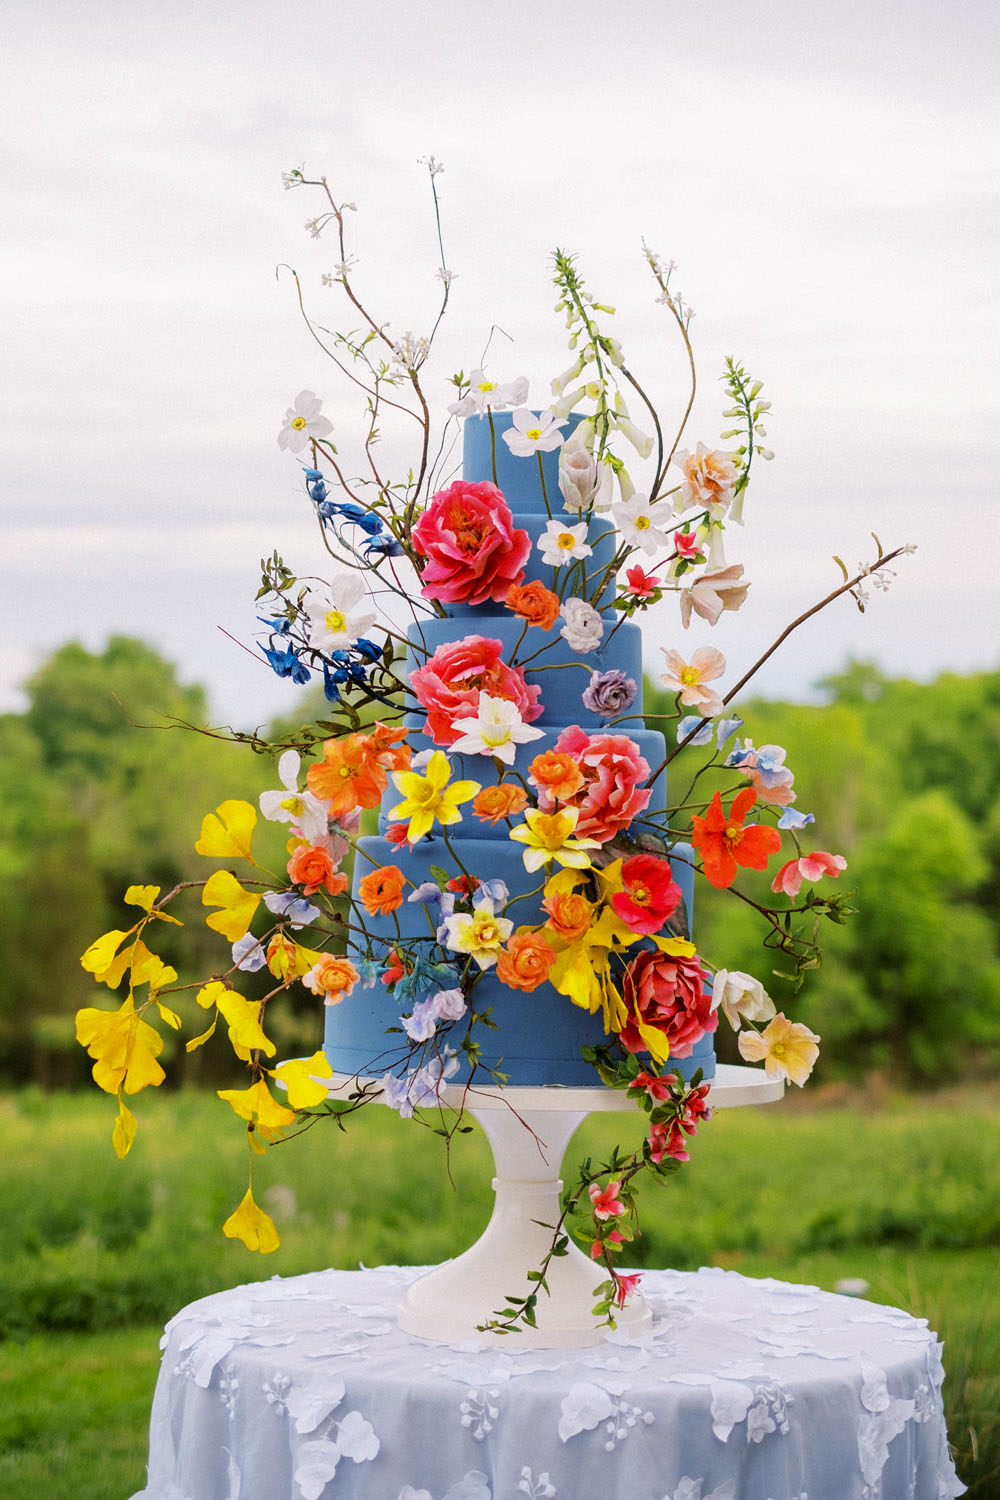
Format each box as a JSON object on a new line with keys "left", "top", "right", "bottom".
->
{"left": 582, "top": 669, "right": 637, "bottom": 718}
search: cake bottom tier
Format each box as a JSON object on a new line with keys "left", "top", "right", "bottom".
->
{"left": 323, "top": 834, "right": 716, "bottom": 1088}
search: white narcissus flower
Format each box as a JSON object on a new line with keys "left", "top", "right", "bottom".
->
{"left": 448, "top": 369, "right": 529, "bottom": 416}
{"left": 560, "top": 597, "right": 604, "bottom": 653}
{"left": 659, "top": 645, "right": 726, "bottom": 716}
{"left": 448, "top": 694, "right": 545, "bottom": 765}
{"left": 277, "top": 391, "right": 334, "bottom": 453}
{"left": 711, "top": 969, "right": 777, "bottom": 1031}
{"left": 502, "top": 407, "right": 567, "bottom": 457}
{"left": 612, "top": 492, "right": 675, "bottom": 556}
{"left": 259, "top": 750, "right": 332, "bottom": 844}
{"left": 303, "top": 571, "right": 377, "bottom": 650}
{"left": 537, "top": 519, "right": 593, "bottom": 567}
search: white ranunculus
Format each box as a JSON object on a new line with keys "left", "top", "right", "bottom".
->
{"left": 560, "top": 596, "right": 604, "bottom": 653}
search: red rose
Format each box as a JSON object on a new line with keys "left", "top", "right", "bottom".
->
{"left": 410, "top": 635, "right": 542, "bottom": 745}
{"left": 413, "top": 480, "right": 530, "bottom": 606}
{"left": 619, "top": 946, "right": 716, "bottom": 1059}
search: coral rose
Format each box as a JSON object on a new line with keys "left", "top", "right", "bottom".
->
{"left": 505, "top": 579, "right": 562, "bottom": 630}
{"left": 495, "top": 931, "right": 557, "bottom": 992}
{"left": 303, "top": 954, "right": 360, "bottom": 1003}
{"left": 358, "top": 864, "right": 406, "bottom": 916}
{"left": 412, "top": 479, "right": 530, "bottom": 606}
{"left": 549, "top": 726, "right": 651, "bottom": 843}
{"left": 410, "top": 635, "right": 542, "bottom": 746}
{"left": 619, "top": 945, "right": 716, "bottom": 1062}
{"left": 472, "top": 783, "right": 529, "bottom": 824}
{"left": 286, "top": 843, "right": 348, "bottom": 897}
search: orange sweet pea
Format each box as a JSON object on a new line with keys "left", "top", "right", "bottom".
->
{"left": 691, "top": 788, "right": 782, "bottom": 889}
{"left": 495, "top": 931, "right": 558, "bottom": 992}
{"left": 358, "top": 864, "right": 407, "bottom": 916}
{"left": 529, "top": 750, "right": 585, "bottom": 805}
{"left": 472, "top": 782, "right": 530, "bottom": 825}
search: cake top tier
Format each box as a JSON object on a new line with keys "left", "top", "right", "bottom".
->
{"left": 462, "top": 411, "right": 583, "bottom": 512}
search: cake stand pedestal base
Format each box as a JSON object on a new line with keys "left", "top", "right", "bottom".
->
{"left": 325, "top": 1066, "right": 783, "bottom": 1349}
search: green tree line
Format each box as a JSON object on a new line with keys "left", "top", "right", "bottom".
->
{"left": 3, "top": 639, "right": 999, "bottom": 1088}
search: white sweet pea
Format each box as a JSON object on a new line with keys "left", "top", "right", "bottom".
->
{"left": 712, "top": 969, "right": 777, "bottom": 1031}
{"left": 502, "top": 407, "right": 567, "bottom": 457}
{"left": 277, "top": 391, "right": 334, "bottom": 453}
{"left": 612, "top": 492, "right": 675, "bottom": 556}
{"left": 448, "top": 694, "right": 545, "bottom": 765}
{"left": 537, "top": 519, "right": 592, "bottom": 567}
{"left": 560, "top": 596, "right": 604, "bottom": 653}
{"left": 303, "top": 572, "right": 376, "bottom": 651}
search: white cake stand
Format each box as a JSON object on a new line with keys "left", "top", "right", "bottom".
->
{"left": 321, "top": 1064, "right": 783, "bottom": 1349}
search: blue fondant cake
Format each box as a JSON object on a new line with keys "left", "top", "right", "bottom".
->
{"left": 323, "top": 411, "right": 715, "bottom": 1087}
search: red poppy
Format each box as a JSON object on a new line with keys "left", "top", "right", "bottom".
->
{"left": 690, "top": 789, "right": 782, "bottom": 889}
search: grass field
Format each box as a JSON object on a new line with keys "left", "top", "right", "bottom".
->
{"left": 1, "top": 1085, "right": 998, "bottom": 1497}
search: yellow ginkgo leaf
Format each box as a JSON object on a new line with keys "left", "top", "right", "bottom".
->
{"left": 195, "top": 800, "right": 257, "bottom": 862}
{"left": 271, "top": 1050, "right": 334, "bottom": 1110}
{"left": 76, "top": 997, "right": 166, "bottom": 1096}
{"left": 185, "top": 1018, "right": 217, "bottom": 1053}
{"left": 217, "top": 1078, "right": 296, "bottom": 1132}
{"left": 202, "top": 870, "right": 261, "bottom": 942}
{"left": 131, "top": 948, "right": 178, "bottom": 994}
{"left": 80, "top": 929, "right": 129, "bottom": 980}
{"left": 196, "top": 980, "right": 227, "bottom": 1010}
{"left": 155, "top": 1001, "right": 182, "bottom": 1031}
{"left": 124, "top": 885, "right": 160, "bottom": 912}
{"left": 222, "top": 1187, "right": 280, "bottom": 1253}
{"left": 113, "top": 1097, "right": 138, "bottom": 1158}
{"left": 215, "top": 991, "right": 276, "bottom": 1060}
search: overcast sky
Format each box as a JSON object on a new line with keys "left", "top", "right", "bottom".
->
{"left": 3, "top": 0, "right": 997, "bottom": 727}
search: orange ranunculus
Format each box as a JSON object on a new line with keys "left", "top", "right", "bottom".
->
{"left": 286, "top": 843, "right": 349, "bottom": 897}
{"left": 505, "top": 579, "right": 562, "bottom": 631}
{"left": 495, "top": 931, "right": 558, "bottom": 992}
{"left": 529, "top": 750, "right": 585, "bottom": 806}
{"left": 302, "top": 954, "right": 360, "bottom": 1002}
{"left": 541, "top": 889, "right": 593, "bottom": 943}
{"left": 690, "top": 788, "right": 782, "bottom": 890}
{"left": 472, "top": 782, "right": 530, "bottom": 825}
{"left": 358, "top": 864, "right": 406, "bottom": 916}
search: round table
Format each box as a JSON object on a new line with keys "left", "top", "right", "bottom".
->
{"left": 132, "top": 1264, "right": 964, "bottom": 1500}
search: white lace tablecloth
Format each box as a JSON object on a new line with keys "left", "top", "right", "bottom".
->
{"left": 133, "top": 1264, "right": 964, "bottom": 1500}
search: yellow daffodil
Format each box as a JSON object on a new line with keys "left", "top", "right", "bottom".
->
{"left": 439, "top": 906, "right": 514, "bottom": 969}
{"left": 388, "top": 750, "right": 480, "bottom": 843}
{"left": 508, "top": 807, "right": 601, "bottom": 872}
{"left": 222, "top": 1187, "right": 280, "bottom": 1253}
{"left": 195, "top": 800, "right": 258, "bottom": 862}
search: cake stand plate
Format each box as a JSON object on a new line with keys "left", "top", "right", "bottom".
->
{"left": 320, "top": 1065, "right": 783, "bottom": 1349}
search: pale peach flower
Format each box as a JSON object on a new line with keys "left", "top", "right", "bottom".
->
{"left": 674, "top": 442, "right": 740, "bottom": 517}
{"left": 738, "top": 1013, "right": 820, "bottom": 1086}
{"left": 659, "top": 646, "right": 726, "bottom": 716}
{"left": 679, "top": 565, "right": 751, "bottom": 628}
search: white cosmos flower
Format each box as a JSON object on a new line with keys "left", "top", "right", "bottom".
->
{"left": 537, "top": 519, "right": 592, "bottom": 568}
{"left": 277, "top": 391, "right": 334, "bottom": 452}
{"left": 612, "top": 492, "right": 675, "bottom": 556}
{"left": 259, "top": 750, "right": 332, "bottom": 844}
{"left": 448, "top": 369, "right": 529, "bottom": 416}
{"left": 502, "top": 407, "right": 567, "bottom": 457}
{"left": 449, "top": 694, "right": 545, "bottom": 765}
{"left": 560, "top": 597, "right": 604, "bottom": 653}
{"left": 303, "top": 571, "right": 377, "bottom": 650}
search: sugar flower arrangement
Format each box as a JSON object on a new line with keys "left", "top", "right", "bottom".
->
{"left": 76, "top": 160, "right": 909, "bottom": 1330}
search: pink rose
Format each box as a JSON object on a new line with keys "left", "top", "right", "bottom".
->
{"left": 410, "top": 635, "right": 543, "bottom": 745}
{"left": 619, "top": 947, "right": 716, "bottom": 1059}
{"left": 412, "top": 480, "right": 531, "bottom": 606}
{"left": 547, "top": 726, "right": 651, "bottom": 843}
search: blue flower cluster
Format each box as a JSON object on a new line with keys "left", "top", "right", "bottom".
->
{"left": 304, "top": 468, "right": 406, "bottom": 561}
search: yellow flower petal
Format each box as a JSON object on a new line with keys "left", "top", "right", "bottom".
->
{"left": 222, "top": 1188, "right": 280, "bottom": 1253}
{"left": 271, "top": 1051, "right": 334, "bottom": 1110}
{"left": 202, "top": 870, "right": 261, "bottom": 941}
{"left": 195, "top": 800, "right": 258, "bottom": 862}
